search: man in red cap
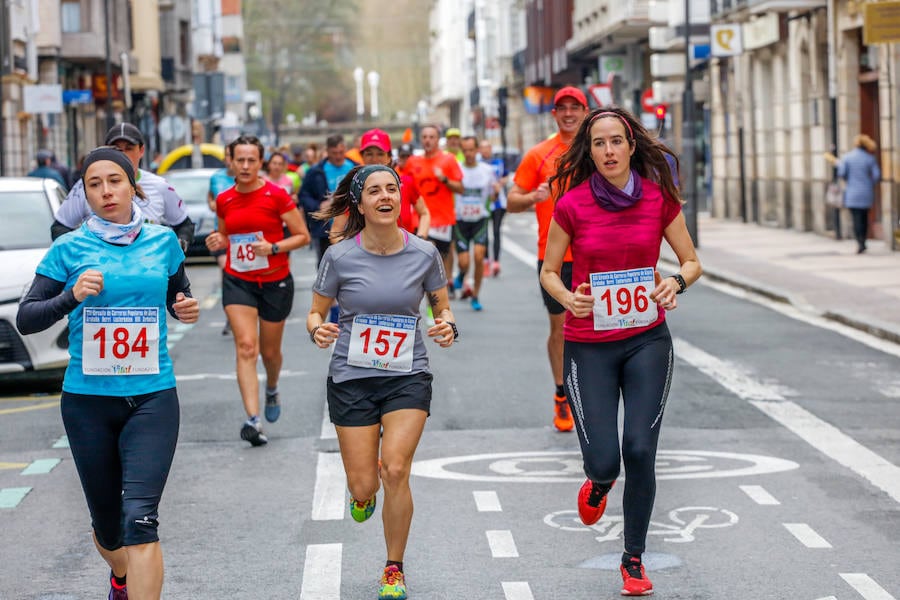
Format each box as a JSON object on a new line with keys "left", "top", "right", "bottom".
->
{"left": 507, "top": 85, "right": 588, "bottom": 432}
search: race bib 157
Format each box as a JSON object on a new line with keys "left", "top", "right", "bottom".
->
{"left": 347, "top": 314, "right": 418, "bottom": 372}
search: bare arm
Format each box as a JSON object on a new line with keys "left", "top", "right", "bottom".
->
{"left": 308, "top": 292, "right": 339, "bottom": 348}
{"left": 507, "top": 182, "right": 550, "bottom": 213}
{"left": 539, "top": 219, "right": 594, "bottom": 318}
{"left": 413, "top": 198, "right": 431, "bottom": 237}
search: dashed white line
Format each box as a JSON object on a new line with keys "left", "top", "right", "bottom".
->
{"left": 840, "top": 573, "right": 896, "bottom": 600}
{"left": 311, "top": 452, "right": 346, "bottom": 521}
{"left": 299, "top": 543, "right": 342, "bottom": 600}
{"left": 486, "top": 530, "right": 519, "bottom": 558}
{"left": 739, "top": 484, "right": 780, "bottom": 505}
{"left": 473, "top": 490, "right": 502, "bottom": 512}
{"left": 672, "top": 338, "right": 788, "bottom": 401}
{"left": 502, "top": 581, "right": 535, "bottom": 600}
{"left": 783, "top": 523, "right": 832, "bottom": 549}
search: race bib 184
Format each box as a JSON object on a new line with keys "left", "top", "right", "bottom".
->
{"left": 347, "top": 314, "right": 418, "bottom": 372}
{"left": 589, "top": 267, "right": 658, "bottom": 331}
{"left": 82, "top": 307, "right": 160, "bottom": 375}
{"left": 229, "top": 232, "right": 270, "bottom": 272}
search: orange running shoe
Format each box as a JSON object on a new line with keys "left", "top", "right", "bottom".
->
{"left": 553, "top": 394, "right": 574, "bottom": 431}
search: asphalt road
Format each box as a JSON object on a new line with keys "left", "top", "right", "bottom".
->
{"left": 1, "top": 212, "right": 899, "bottom": 599}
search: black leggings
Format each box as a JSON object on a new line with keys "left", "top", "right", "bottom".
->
{"left": 490, "top": 207, "right": 506, "bottom": 262}
{"left": 61, "top": 388, "right": 180, "bottom": 550}
{"left": 564, "top": 323, "right": 673, "bottom": 555}
{"left": 849, "top": 207, "right": 869, "bottom": 250}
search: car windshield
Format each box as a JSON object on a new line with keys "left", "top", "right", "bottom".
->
{"left": 165, "top": 173, "right": 213, "bottom": 206}
{"left": 0, "top": 191, "right": 54, "bottom": 249}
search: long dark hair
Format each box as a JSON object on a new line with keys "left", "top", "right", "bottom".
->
{"left": 549, "top": 106, "right": 683, "bottom": 205}
{"left": 313, "top": 164, "right": 367, "bottom": 240}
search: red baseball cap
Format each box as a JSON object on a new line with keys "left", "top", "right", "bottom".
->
{"left": 360, "top": 129, "right": 392, "bottom": 153}
{"left": 553, "top": 86, "right": 588, "bottom": 108}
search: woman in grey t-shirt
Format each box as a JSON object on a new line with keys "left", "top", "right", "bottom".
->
{"left": 307, "top": 164, "right": 457, "bottom": 599}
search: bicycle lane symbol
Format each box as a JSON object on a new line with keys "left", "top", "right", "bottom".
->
{"left": 544, "top": 506, "right": 739, "bottom": 545}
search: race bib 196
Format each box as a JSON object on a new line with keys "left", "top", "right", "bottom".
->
{"left": 590, "top": 267, "right": 658, "bottom": 331}
{"left": 347, "top": 314, "right": 418, "bottom": 372}
{"left": 229, "top": 232, "right": 270, "bottom": 272}
{"left": 82, "top": 307, "right": 160, "bottom": 375}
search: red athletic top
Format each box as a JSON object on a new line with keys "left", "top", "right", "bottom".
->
{"left": 217, "top": 180, "right": 297, "bottom": 282}
{"left": 398, "top": 174, "right": 420, "bottom": 232}
{"left": 553, "top": 177, "right": 682, "bottom": 343}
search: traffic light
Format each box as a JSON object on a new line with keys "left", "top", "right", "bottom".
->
{"left": 655, "top": 104, "right": 668, "bottom": 127}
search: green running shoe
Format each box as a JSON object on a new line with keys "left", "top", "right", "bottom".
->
{"left": 349, "top": 495, "right": 376, "bottom": 522}
{"left": 378, "top": 565, "right": 407, "bottom": 599}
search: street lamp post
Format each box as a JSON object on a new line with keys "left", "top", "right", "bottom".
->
{"left": 682, "top": 0, "right": 699, "bottom": 246}
{"left": 103, "top": 0, "right": 114, "bottom": 130}
{"left": 353, "top": 67, "right": 365, "bottom": 122}
{"left": 367, "top": 71, "right": 380, "bottom": 121}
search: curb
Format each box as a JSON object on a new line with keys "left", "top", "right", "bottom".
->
{"left": 659, "top": 257, "right": 900, "bottom": 345}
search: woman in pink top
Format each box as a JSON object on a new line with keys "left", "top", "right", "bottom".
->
{"left": 265, "top": 152, "right": 294, "bottom": 194}
{"left": 540, "top": 106, "right": 701, "bottom": 597}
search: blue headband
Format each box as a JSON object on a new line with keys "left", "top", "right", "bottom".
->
{"left": 349, "top": 165, "right": 400, "bottom": 204}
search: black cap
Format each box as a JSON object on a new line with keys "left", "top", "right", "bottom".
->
{"left": 104, "top": 122, "right": 144, "bottom": 147}
{"left": 398, "top": 143, "right": 413, "bottom": 156}
{"left": 36, "top": 149, "right": 54, "bottom": 163}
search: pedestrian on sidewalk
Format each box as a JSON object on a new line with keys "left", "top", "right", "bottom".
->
{"left": 540, "top": 106, "right": 702, "bottom": 597}
{"left": 17, "top": 146, "right": 200, "bottom": 600}
{"left": 835, "top": 134, "right": 881, "bottom": 254}
{"left": 307, "top": 164, "right": 457, "bottom": 600}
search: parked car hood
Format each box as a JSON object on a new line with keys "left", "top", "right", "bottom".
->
{"left": 0, "top": 248, "right": 49, "bottom": 303}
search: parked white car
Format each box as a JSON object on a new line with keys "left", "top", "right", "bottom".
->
{"left": 0, "top": 177, "right": 69, "bottom": 381}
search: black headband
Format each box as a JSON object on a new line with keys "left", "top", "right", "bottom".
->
{"left": 81, "top": 146, "right": 137, "bottom": 190}
{"left": 349, "top": 165, "right": 401, "bottom": 204}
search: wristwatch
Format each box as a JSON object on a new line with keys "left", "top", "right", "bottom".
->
{"left": 271, "top": 242, "right": 280, "bottom": 255}
{"left": 446, "top": 321, "right": 459, "bottom": 340}
{"left": 439, "top": 175, "right": 449, "bottom": 184}
{"left": 670, "top": 273, "right": 687, "bottom": 294}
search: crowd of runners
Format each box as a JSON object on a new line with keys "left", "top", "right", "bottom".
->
{"left": 18, "top": 85, "right": 701, "bottom": 599}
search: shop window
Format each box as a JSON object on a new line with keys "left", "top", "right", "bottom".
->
{"left": 61, "top": 0, "right": 82, "bottom": 33}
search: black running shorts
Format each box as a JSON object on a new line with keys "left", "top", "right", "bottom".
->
{"left": 537, "top": 259, "right": 573, "bottom": 315}
{"left": 222, "top": 272, "right": 294, "bottom": 322}
{"left": 327, "top": 371, "right": 433, "bottom": 427}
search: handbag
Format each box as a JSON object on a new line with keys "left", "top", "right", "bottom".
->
{"left": 825, "top": 181, "right": 844, "bottom": 208}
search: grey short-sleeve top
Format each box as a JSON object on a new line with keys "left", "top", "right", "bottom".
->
{"left": 313, "top": 232, "right": 447, "bottom": 383}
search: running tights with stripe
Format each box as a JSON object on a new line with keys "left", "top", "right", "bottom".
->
{"left": 61, "top": 388, "right": 180, "bottom": 550}
{"left": 563, "top": 322, "right": 673, "bottom": 555}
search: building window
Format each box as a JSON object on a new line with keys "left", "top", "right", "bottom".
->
{"left": 180, "top": 20, "right": 190, "bottom": 66}
{"left": 61, "top": 0, "right": 82, "bottom": 33}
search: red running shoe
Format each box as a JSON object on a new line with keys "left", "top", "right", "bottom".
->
{"left": 577, "top": 479, "right": 613, "bottom": 526}
{"left": 620, "top": 556, "right": 653, "bottom": 596}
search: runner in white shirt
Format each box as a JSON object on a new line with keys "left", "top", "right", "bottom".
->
{"left": 51, "top": 123, "right": 193, "bottom": 251}
{"left": 452, "top": 136, "right": 496, "bottom": 311}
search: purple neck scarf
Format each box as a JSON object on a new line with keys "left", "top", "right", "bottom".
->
{"left": 589, "top": 169, "right": 642, "bottom": 212}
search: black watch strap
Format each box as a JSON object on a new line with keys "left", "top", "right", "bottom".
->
{"left": 447, "top": 321, "right": 459, "bottom": 340}
{"left": 671, "top": 274, "right": 687, "bottom": 294}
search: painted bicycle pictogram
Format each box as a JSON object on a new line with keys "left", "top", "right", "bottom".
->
{"left": 543, "top": 506, "right": 739, "bottom": 544}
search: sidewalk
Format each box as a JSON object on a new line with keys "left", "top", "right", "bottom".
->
{"left": 659, "top": 214, "right": 900, "bottom": 344}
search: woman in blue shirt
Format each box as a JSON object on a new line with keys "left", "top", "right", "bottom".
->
{"left": 837, "top": 134, "right": 881, "bottom": 254}
{"left": 18, "top": 146, "right": 199, "bottom": 600}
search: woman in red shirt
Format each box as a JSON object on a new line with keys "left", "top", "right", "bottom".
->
{"left": 206, "top": 135, "right": 310, "bottom": 446}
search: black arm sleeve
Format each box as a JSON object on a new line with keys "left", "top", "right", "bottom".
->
{"left": 16, "top": 274, "right": 80, "bottom": 335}
{"left": 50, "top": 219, "right": 74, "bottom": 241}
{"left": 166, "top": 263, "right": 193, "bottom": 320}
{"left": 172, "top": 216, "right": 195, "bottom": 252}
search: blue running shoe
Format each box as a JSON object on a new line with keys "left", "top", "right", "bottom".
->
{"left": 264, "top": 389, "right": 281, "bottom": 423}
{"left": 453, "top": 273, "right": 464, "bottom": 291}
{"left": 471, "top": 297, "right": 482, "bottom": 311}
{"left": 350, "top": 495, "right": 376, "bottom": 522}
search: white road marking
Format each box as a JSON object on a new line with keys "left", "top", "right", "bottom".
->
{"left": 21, "top": 459, "right": 60, "bottom": 475}
{"left": 486, "top": 530, "right": 519, "bottom": 558}
{"left": 175, "top": 369, "right": 307, "bottom": 382}
{"left": 502, "top": 236, "right": 538, "bottom": 267}
{"left": 299, "top": 543, "right": 342, "bottom": 600}
{"left": 753, "top": 400, "right": 900, "bottom": 505}
{"left": 0, "top": 487, "right": 31, "bottom": 509}
{"left": 473, "top": 490, "right": 502, "bottom": 512}
{"left": 739, "top": 485, "right": 780, "bottom": 505}
{"left": 502, "top": 581, "right": 535, "bottom": 600}
{"left": 783, "top": 523, "right": 832, "bottom": 549}
{"left": 840, "top": 573, "right": 897, "bottom": 600}
{"left": 311, "top": 452, "right": 346, "bottom": 521}
{"left": 320, "top": 400, "right": 336, "bottom": 439}
{"left": 51, "top": 435, "right": 69, "bottom": 449}
{"left": 675, "top": 338, "right": 900, "bottom": 505}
